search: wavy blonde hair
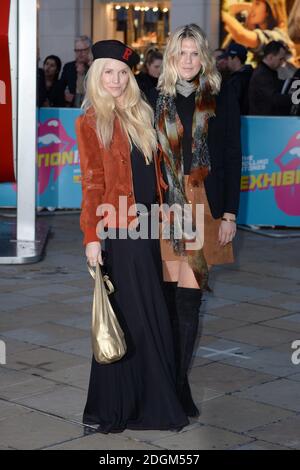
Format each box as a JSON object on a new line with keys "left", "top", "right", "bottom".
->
{"left": 158, "top": 24, "right": 221, "bottom": 96}
{"left": 82, "top": 58, "right": 157, "bottom": 162}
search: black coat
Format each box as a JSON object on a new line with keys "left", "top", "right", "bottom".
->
{"left": 59, "top": 61, "right": 77, "bottom": 96}
{"left": 37, "top": 68, "right": 65, "bottom": 107}
{"left": 135, "top": 72, "right": 158, "bottom": 102}
{"left": 206, "top": 83, "right": 242, "bottom": 218}
{"left": 248, "top": 62, "right": 292, "bottom": 116}
{"left": 228, "top": 64, "right": 253, "bottom": 115}
{"left": 148, "top": 83, "right": 242, "bottom": 218}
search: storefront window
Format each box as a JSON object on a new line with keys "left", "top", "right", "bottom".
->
{"left": 111, "top": 2, "right": 170, "bottom": 60}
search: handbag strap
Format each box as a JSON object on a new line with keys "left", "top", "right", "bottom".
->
{"left": 87, "top": 262, "right": 115, "bottom": 295}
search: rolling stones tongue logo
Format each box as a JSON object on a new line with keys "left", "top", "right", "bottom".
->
{"left": 37, "top": 118, "right": 77, "bottom": 194}
{"left": 274, "top": 131, "right": 300, "bottom": 216}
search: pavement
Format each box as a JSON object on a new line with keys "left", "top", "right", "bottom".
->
{"left": 1, "top": 212, "right": 300, "bottom": 450}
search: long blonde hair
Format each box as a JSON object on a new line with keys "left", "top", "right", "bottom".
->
{"left": 82, "top": 58, "right": 157, "bottom": 162}
{"left": 158, "top": 24, "right": 221, "bottom": 96}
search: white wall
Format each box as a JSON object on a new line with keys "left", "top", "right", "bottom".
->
{"left": 38, "top": 0, "right": 92, "bottom": 69}
{"left": 171, "top": 0, "right": 221, "bottom": 50}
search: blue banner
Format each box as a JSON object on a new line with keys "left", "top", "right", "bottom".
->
{"left": 238, "top": 116, "right": 300, "bottom": 226}
{"left": 0, "top": 108, "right": 82, "bottom": 208}
{"left": 0, "top": 110, "right": 300, "bottom": 226}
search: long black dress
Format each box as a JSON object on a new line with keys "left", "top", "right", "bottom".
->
{"left": 82, "top": 145, "right": 189, "bottom": 433}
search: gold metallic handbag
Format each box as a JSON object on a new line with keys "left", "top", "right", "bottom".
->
{"left": 87, "top": 262, "right": 127, "bottom": 364}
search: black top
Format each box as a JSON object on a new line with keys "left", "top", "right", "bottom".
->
{"left": 130, "top": 144, "right": 156, "bottom": 209}
{"left": 175, "top": 91, "right": 195, "bottom": 175}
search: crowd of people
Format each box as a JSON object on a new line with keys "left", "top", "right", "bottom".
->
{"left": 38, "top": 33, "right": 299, "bottom": 117}
{"left": 37, "top": 35, "right": 163, "bottom": 109}
{"left": 214, "top": 40, "right": 299, "bottom": 116}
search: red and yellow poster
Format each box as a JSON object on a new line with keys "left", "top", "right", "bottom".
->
{"left": 220, "top": 0, "right": 300, "bottom": 66}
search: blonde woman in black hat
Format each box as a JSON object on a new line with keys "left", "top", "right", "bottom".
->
{"left": 76, "top": 40, "right": 189, "bottom": 433}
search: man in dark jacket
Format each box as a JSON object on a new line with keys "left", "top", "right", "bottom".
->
{"left": 59, "top": 35, "right": 92, "bottom": 107}
{"left": 248, "top": 41, "right": 292, "bottom": 116}
{"left": 225, "top": 43, "right": 253, "bottom": 115}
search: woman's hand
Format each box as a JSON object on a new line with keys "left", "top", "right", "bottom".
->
{"left": 222, "top": 11, "right": 258, "bottom": 48}
{"left": 218, "top": 213, "right": 237, "bottom": 247}
{"left": 86, "top": 241, "right": 103, "bottom": 266}
{"left": 227, "top": 3, "right": 251, "bottom": 16}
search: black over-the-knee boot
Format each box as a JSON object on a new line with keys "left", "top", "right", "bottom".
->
{"left": 163, "top": 281, "right": 180, "bottom": 370}
{"left": 175, "top": 287, "right": 202, "bottom": 417}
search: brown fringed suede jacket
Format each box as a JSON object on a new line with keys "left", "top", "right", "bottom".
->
{"left": 76, "top": 110, "right": 167, "bottom": 245}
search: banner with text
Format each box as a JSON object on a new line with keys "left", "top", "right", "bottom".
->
{"left": 0, "top": 110, "right": 299, "bottom": 226}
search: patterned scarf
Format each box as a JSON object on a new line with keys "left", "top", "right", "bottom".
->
{"left": 155, "top": 77, "right": 216, "bottom": 290}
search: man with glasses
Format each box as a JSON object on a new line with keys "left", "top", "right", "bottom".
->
{"left": 60, "top": 35, "right": 92, "bottom": 107}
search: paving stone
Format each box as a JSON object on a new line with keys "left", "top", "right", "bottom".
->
{"left": 189, "top": 362, "right": 275, "bottom": 393}
{"left": 247, "top": 414, "right": 300, "bottom": 449}
{"left": 287, "top": 372, "right": 300, "bottom": 382}
{"left": 17, "top": 283, "right": 87, "bottom": 300}
{"left": 1, "top": 322, "right": 88, "bottom": 347}
{"left": 0, "top": 302, "right": 91, "bottom": 330}
{"left": 252, "top": 293, "right": 300, "bottom": 312}
{"left": 152, "top": 423, "right": 251, "bottom": 450}
{"left": 0, "top": 336, "right": 40, "bottom": 356}
{"left": 0, "top": 294, "right": 45, "bottom": 312}
{"left": 215, "top": 324, "right": 298, "bottom": 348}
{"left": 249, "top": 264, "right": 300, "bottom": 282}
{"left": 195, "top": 338, "right": 259, "bottom": 362}
{"left": 261, "top": 313, "right": 300, "bottom": 333}
{"left": 121, "top": 428, "right": 183, "bottom": 443}
{"left": 191, "top": 386, "right": 225, "bottom": 407}
{"left": 4, "top": 347, "right": 87, "bottom": 375}
{"left": 207, "top": 302, "right": 292, "bottom": 322}
{"left": 202, "top": 317, "right": 250, "bottom": 335}
{"left": 50, "top": 337, "right": 92, "bottom": 358}
{"left": 214, "top": 271, "right": 300, "bottom": 294}
{"left": 0, "top": 399, "right": 30, "bottom": 421}
{"left": 16, "top": 385, "right": 86, "bottom": 419}
{"left": 42, "top": 363, "right": 90, "bottom": 389}
{"left": 60, "top": 295, "right": 93, "bottom": 308}
{"left": 196, "top": 395, "right": 294, "bottom": 433}
{"left": 0, "top": 377, "right": 60, "bottom": 401}
{"left": 208, "top": 281, "right": 273, "bottom": 303}
{"left": 217, "top": 345, "right": 297, "bottom": 377}
{"left": 0, "top": 411, "right": 83, "bottom": 449}
{"left": 46, "top": 433, "right": 161, "bottom": 450}
{"left": 234, "top": 378, "right": 300, "bottom": 412}
{"left": 0, "top": 368, "right": 34, "bottom": 389}
{"left": 53, "top": 314, "right": 90, "bottom": 331}
{"left": 231, "top": 440, "right": 291, "bottom": 450}
{"left": 200, "top": 296, "right": 237, "bottom": 313}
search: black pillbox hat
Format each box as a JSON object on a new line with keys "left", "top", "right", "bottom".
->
{"left": 91, "top": 40, "right": 140, "bottom": 69}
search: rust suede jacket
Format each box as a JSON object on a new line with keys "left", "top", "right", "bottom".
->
{"left": 76, "top": 110, "right": 167, "bottom": 245}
